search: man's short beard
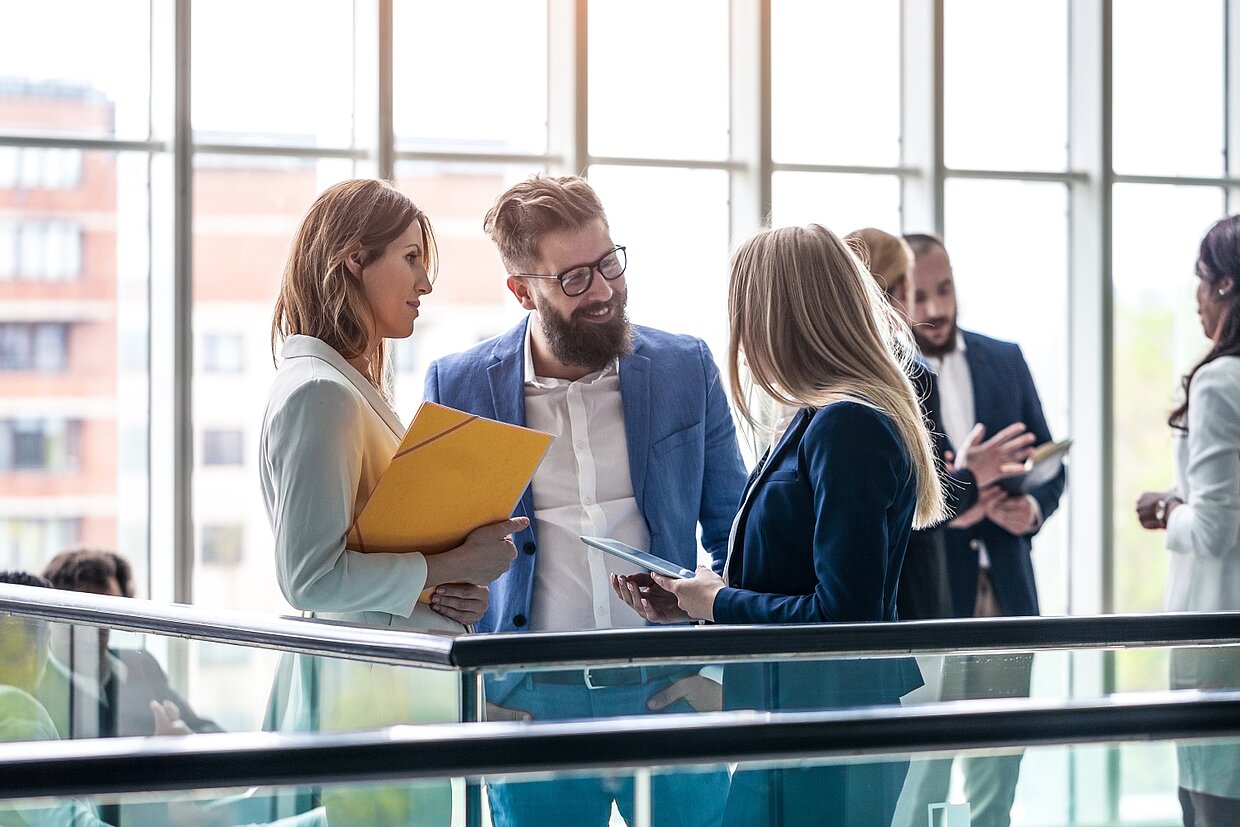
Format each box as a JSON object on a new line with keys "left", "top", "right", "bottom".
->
{"left": 913, "top": 317, "right": 959, "bottom": 357}
{"left": 535, "top": 287, "right": 633, "bottom": 372}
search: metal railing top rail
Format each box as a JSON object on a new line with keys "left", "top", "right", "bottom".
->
{"left": 0, "top": 584, "right": 456, "bottom": 669}
{"left": 2, "top": 690, "right": 1239, "bottom": 801}
{"left": 5, "top": 583, "right": 1240, "bottom": 671}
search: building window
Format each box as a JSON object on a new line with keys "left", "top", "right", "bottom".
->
{"left": 0, "top": 517, "right": 82, "bottom": 571}
{"left": 0, "top": 419, "right": 82, "bottom": 472}
{"left": 201, "top": 429, "right": 244, "bottom": 466}
{"left": 0, "top": 323, "right": 69, "bottom": 371}
{"left": 202, "top": 333, "right": 244, "bottom": 373}
{"left": 0, "top": 147, "right": 83, "bottom": 190}
{"left": 201, "top": 524, "right": 243, "bottom": 566}
{"left": 0, "top": 221, "right": 83, "bottom": 281}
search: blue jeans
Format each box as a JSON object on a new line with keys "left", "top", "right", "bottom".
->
{"left": 486, "top": 671, "right": 728, "bottom": 827}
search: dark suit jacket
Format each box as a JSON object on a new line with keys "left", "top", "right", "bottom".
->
{"left": 943, "top": 329, "right": 1066, "bottom": 617}
{"left": 716, "top": 402, "right": 923, "bottom": 710}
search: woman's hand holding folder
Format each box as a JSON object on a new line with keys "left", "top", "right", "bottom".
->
{"left": 424, "top": 516, "right": 528, "bottom": 590}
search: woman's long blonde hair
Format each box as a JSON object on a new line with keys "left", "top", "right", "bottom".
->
{"left": 727, "top": 224, "right": 946, "bottom": 528}
{"left": 271, "top": 179, "right": 438, "bottom": 390}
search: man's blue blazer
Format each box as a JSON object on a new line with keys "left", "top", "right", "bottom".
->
{"left": 944, "top": 329, "right": 1067, "bottom": 617}
{"left": 423, "top": 316, "right": 748, "bottom": 634}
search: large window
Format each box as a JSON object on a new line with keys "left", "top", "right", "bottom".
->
{"left": 4, "top": 4, "right": 1238, "bottom": 820}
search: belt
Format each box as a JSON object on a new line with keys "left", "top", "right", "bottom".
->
{"left": 525, "top": 665, "right": 688, "bottom": 690}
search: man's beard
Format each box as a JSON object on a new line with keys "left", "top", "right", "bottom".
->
{"left": 913, "top": 316, "right": 959, "bottom": 357}
{"left": 535, "top": 287, "right": 633, "bottom": 372}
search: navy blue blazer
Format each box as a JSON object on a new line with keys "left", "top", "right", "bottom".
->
{"left": 423, "top": 316, "right": 748, "bottom": 635}
{"left": 943, "top": 329, "right": 1066, "bottom": 618}
{"left": 715, "top": 402, "right": 923, "bottom": 709}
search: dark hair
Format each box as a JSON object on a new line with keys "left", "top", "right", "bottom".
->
{"left": 42, "top": 549, "right": 135, "bottom": 597}
{"left": 1170, "top": 215, "right": 1240, "bottom": 430}
{"left": 0, "top": 571, "right": 52, "bottom": 589}
{"left": 903, "top": 232, "right": 948, "bottom": 260}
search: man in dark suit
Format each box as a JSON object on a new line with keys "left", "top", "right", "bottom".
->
{"left": 893, "top": 234, "right": 1066, "bottom": 827}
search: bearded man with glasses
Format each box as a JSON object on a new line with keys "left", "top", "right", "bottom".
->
{"left": 424, "top": 175, "right": 746, "bottom": 827}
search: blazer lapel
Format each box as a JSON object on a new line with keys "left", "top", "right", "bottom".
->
{"left": 486, "top": 318, "right": 529, "bottom": 428}
{"left": 725, "top": 408, "right": 810, "bottom": 585}
{"left": 961, "top": 330, "right": 994, "bottom": 426}
{"left": 619, "top": 331, "right": 651, "bottom": 510}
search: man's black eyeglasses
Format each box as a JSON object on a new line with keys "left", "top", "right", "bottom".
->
{"left": 512, "top": 245, "right": 627, "bottom": 297}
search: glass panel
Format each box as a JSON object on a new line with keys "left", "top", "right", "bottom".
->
{"left": 394, "top": 1, "right": 548, "bottom": 155}
{"left": 588, "top": 1, "right": 729, "bottom": 161}
{"left": 0, "top": 1, "right": 151, "bottom": 140}
{"left": 1114, "top": 0, "right": 1225, "bottom": 177}
{"left": 943, "top": 179, "right": 1070, "bottom": 614}
{"left": 191, "top": 155, "right": 357, "bottom": 618}
{"left": 191, "top": 0, "right": 356, "bottom": 148}
{"left": 770, "top": 172, "right": 902, "bottom": 239}
{"left": 771, "top": 0, "right": 901, "bottom": 166}
{"left": 944, "top": 1, "right": 1068, "bottom": 171}
{"left": 1111, "top": 184, "right": 1226, "bottom": 613}
{"left": 0, "top": 148, "right": 149, "bottom": 583}
{"left": 391, "top": 161, "right": 540, "bottom": 420}
{"left": 586, "top": 165, "right": 731, "bottom": 371}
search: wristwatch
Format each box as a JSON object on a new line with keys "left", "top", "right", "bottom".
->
{"left": 1155, "top": 496, "right": 1181, "bottom": 527}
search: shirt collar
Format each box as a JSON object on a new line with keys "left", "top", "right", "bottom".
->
{"left": 521, "top": 315, "right": 619, "bottom": 389}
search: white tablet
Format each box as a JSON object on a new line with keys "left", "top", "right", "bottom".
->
{"left": 580, "top": 536, "right": 696, "bottom": 579}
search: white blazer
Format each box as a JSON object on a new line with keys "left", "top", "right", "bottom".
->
{"left": 260, "top": 334, "right": 464, "bottom": 634}
{"left": 1165, "top": 355, "right": 1240, "bottom": 613}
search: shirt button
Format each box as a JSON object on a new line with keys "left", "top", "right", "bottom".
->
{"left": 584, "top": 497, "right": 593, "bottom": 505}
{"left": 523, "top": 541, "right": 536, "bottom": 555}
{"left": 576, "top": 440, "right": 585, "bottom": 449}
{"left": 969, "top": 539, "right": 981, "bottom": 551}
{"left": 512, "top": 614, "right": 527, "bottom": 628}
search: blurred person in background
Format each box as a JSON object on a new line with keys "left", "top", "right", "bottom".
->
{"left": 1136, "top": 214, "right": 1240, "bottom": 827}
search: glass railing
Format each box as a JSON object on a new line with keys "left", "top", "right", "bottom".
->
{"left": 4, "top": 582, "right": 1240, "bottom": 825}
{"left": 2, "top": 690, "right": 1240, "bottom": 827}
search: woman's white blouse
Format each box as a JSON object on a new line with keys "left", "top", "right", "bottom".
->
{"left": 1165, "top": 355, "right": 1240, "bottom": 613}
{"left": 260, "top": 335, "right": 463, "bottom": 634}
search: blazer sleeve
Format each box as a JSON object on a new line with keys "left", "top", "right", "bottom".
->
{"left": 1013, "top": 344, "right": 1066, "bottom": 529}
{"left": 266, "top": 378, "right": 427, "bottom": 617}
{"left": 713, "top": 404, "right": 903, "bottom": 624}
{"left": 1167, "top": 362, "right": 1240, "bottom": 558}
{"left": 697, "top": 340, "right": 748, "bottom": 573}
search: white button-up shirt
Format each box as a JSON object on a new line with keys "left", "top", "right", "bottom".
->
{"left": 926, "top": 332, "right": 991, "bottom": 569}
{"left": 521, "top": 325, "right": 650, "bottom": 632}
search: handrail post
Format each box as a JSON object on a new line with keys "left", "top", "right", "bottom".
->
{"left": 461, "top": 669, "right": 484, "bottom": 827}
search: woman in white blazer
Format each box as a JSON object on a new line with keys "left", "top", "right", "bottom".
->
{"left": 1137, "top": 214, "right": 1240, "bottom": 827}
{"left": 262, "top": 179, "right": 525, "bottom": 635}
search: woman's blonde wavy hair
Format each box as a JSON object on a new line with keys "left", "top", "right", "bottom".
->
{"left": 271, "top": 179, "right": 438, "bottom": 390}
{"left": 727, "top": 224, "right": 946, "bottom": 528}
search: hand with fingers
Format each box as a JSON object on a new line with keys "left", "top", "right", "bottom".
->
{"left": 646, "top": 675, "right": 722, "bottom": 713}
{"left": 985, "top": 493, "right": 1040, "bottom": 535}
{"left": 958, "top": 422, "right": 1036, "bottom": 487}
{"left": 485, "top": 701, "right": 533, "bottom": 722}
{"left": 426, "top": 516, "right": 527, "bottom": 589}
{"left": 612, "top": 572, "right": 690, "bottom": 623}
{"left": 947, "top": 485, "right": 1006, "bottom": 529}
{"left": 431, "top": 583, "right": 489, "bottom": 624}
{"left": 150, "top": 699, "right": 193, "bottom": 736}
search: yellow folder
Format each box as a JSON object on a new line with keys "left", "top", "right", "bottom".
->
{"left": 346, "top": 401, "right": 553, "bottom": 563}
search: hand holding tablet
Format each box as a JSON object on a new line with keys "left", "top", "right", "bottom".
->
{"left": 580, "top": 536, "right": 695, "bottom": 579}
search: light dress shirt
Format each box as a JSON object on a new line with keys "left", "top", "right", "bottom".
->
{"left": 522, "top": 325, "right": 651, "bottom": 632}
{"left": 1165, "top": 356, "right": 1240, "bottom": 613}
{"left": 925, "top": 332, "right": 992, "bottom": 570}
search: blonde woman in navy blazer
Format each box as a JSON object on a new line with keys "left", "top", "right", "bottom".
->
{"left": 616, "top": 224, "right": 947, "bottom": 826}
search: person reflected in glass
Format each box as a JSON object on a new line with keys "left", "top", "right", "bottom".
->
{"left": 1136, "top": 215, "right": 1240, "bottom": 827}
{"left": 616, "top": 224, "right": 946, "bottom": 826}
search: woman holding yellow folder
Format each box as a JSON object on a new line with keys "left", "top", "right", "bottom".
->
{"left": 261, "top": 178, "right": 525, "bottom": 634}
